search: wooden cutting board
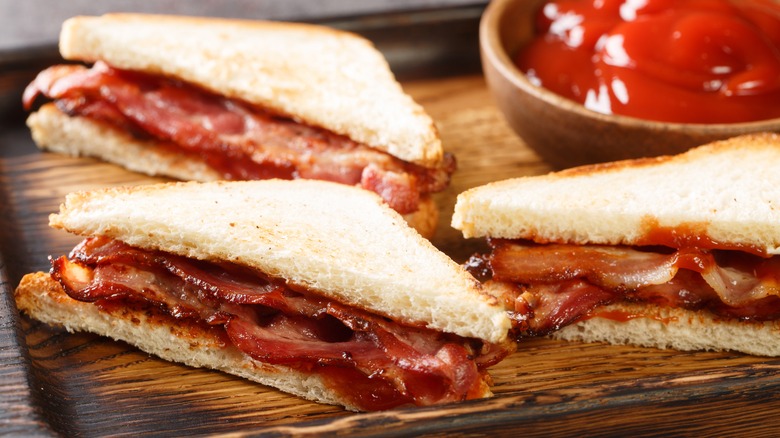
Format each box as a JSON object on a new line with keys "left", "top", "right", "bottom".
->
{"left": 3, "top": 71, "right": 780, "bottom": 437}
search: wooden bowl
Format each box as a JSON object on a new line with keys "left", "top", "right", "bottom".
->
{"left": 479, "top": 0, "right": 780, "bottom": 169}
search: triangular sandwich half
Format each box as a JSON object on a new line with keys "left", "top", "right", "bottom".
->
{"left": 22, "top": 14, "right": 452, "bottom": 237}
{"left": 452, "top": 133, "right": 780, "bottom": 356}
{"left": 16, "top": 179, "right": 512, "bottom": 411}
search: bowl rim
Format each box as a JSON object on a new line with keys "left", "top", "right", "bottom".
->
{"left": 478, "top": 0, "right": 780, "bottom": 132}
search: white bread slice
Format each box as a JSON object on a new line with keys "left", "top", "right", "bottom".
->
{"left": 58, "top": 13, "right": 442, "bottom": 167}
{"left": 27, "top": 104, "right": 439, "bottom": 238}
{"left": 28, "top": 103, "right": 221, "bottom": 181}
{"left": 48, "top": 179, "right": 510, "bottom": 344}
{"left": 452, "top": 133, "right": 780, "bottom": 255}
{"left": 14, "top": 272, "right": 369, "bottom": 411}
{"left": 552, "top": 302, "right": 780, "bottom": 356}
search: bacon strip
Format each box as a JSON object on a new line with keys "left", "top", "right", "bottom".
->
{"left": 52, "top": 237, "right": 509, "bottom": 410}
{"left": 480, "top": 240, "right": 780, "bottom": 336}
{"left": 24, "top": 63, "right": 455, "bottom": 214}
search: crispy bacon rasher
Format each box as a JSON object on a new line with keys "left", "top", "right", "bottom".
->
{"left": 23, "top": 62, "right": 455, "bottom": 215}
{"left": 51, "top": 237, "right": 511, "bottom": 411}
{"left": 472, "top": 240, "right": 780, "bottom": 337}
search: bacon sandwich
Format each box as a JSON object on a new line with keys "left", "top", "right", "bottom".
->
{"left": 452, "top": 133, "right": 780, "bottom": 356}
{"left": 14, "top": 180, "right": 513, "bottom": 411}
{"left": 22, "top": 14, "right": 452, "bottom": 237}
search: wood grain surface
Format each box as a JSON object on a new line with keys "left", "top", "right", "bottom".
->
{"left": 3, "top": 73, "right": 780, "bottom": 437}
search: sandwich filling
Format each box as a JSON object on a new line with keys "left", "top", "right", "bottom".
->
{"left": 467, "top": 239, "right": 780, "bottom": 337}
{"left": 51, "top": 236, "right": 510, "bottom": 411}
{"left": 23, "top": 62, "right": 454, "bottom": 215}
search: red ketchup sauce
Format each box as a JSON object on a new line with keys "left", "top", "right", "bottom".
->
{"left": 637, "top": 219, "right": 769, "bottom": 256}
{"left": 515, "top": 0, "right": 780, "bottom": 123}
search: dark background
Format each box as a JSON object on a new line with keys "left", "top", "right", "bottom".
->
{"left": 1, "top": 0, "right": 488, "bottom": 51}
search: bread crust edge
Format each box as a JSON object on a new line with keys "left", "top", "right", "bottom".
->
{"left": 14, "top": 272, "right": 362, "bottom": 410}
{"left": 552, "top": 301, "right": 780, "bottom": 356}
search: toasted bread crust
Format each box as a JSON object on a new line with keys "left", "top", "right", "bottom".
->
{"left": 552, "top": 301, "right": 780, "bottom": 356}
{"left": 452, "top": 133, "right": 780, "bottom": 254}
{"left": 15, "top": 272, "right": 362, "bottom": 409}
{"left": 59, "top": 13, "right": 442, "bottom": 167}
{"left": 403, "top": 196, "right": 438, "bottom": 240}
{"left": 28, "top": 104, "right": 222, "bottom": 181}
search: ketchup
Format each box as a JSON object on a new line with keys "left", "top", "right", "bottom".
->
{"left": 515, "top": 0, "right": 780, "bottom": 123}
